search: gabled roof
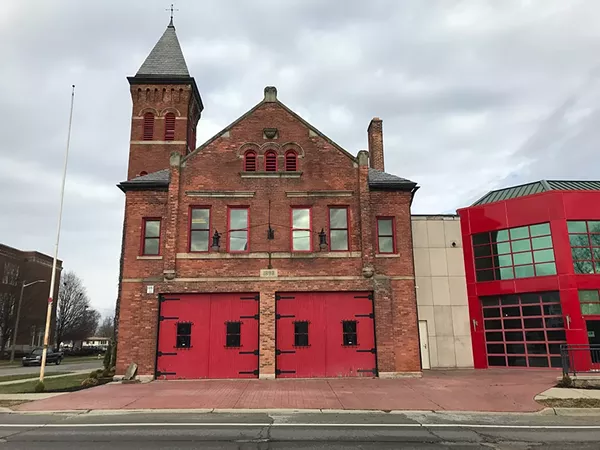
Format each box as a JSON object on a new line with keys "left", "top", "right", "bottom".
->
{"left": 135, "top": 22, "right": 189, "bottom": 77}
{"left": 472, "top": 180, "right": 600, "bottom": 206}
{"left": 368, "top": 168, "right": 417, "bottom": 191}
{"left": 118, "top": 169, "right": 170, "bottom": 192}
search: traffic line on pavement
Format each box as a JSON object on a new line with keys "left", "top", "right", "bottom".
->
{"left": 0, "top": 423, "right": 599, "bottom": 429}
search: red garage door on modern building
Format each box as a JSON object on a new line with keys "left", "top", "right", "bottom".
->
{"left": 275, "top": 292, "right": 377, "bottom": 378}
{"left": 156, "top": 293, "right": 259, "bottom": 379}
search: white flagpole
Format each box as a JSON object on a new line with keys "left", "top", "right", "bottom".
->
{"left": 39, "top": 85, "right": 75, "bottom": 383}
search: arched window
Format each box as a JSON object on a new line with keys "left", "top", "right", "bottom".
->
{"left": 244, "top": 151, "right": 257, "bottom": 171}
{"left": 285, "top": 150, "right": 298, "bottom": 171}
{"left": 164, "top": 112, "right": 176, "bottom": 141}
{"left": 264, "top": 151, "right": 277, "bottom": 172}
{"left": 143, "top": 113, "right": 154, "bottom": 140}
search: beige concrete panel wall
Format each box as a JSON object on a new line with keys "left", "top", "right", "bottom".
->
{"left": 412, "top": 215, "right": 473, "bottom": 369}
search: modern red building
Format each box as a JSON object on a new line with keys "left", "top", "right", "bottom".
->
{"left": 457, "top": 181, "right": 600, "bottom": 370}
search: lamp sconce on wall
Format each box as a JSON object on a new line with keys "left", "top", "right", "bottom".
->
{"left": 211, "top": 230, "right": 221, "bottom": 251}
{"left": 319, "top": 228, "right": 328, "bottom": 251}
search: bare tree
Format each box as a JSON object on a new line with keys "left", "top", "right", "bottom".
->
{"left": 0, "top": 292, "right": 17, "bottom": 357}
{"left": 56, "top": 272, "right": 100, "bottom": 346}
{"left": 96, "top": 316, "right": 114, "bottom": 338}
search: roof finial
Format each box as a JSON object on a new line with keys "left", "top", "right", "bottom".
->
{"left": 166, "top": 3, "right": 178, "bottom": 27}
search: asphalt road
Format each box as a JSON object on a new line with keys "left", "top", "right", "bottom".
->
{"left": 0, "top": 360, "right": 102, "bottom": 377}
{"left": 0, "top": 411, "right": 599, "bottom": 448}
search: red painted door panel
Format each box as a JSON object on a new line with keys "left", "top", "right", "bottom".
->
{"left": 276, "top": 292, "right": 377, "bottom": 378}
{"left": 156, "top": 293, "right": 259, "bottom": 380}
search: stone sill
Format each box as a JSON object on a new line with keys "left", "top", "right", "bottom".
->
{"left": 286, "top": 191, "right": 353, "bottom": 198}
{"left": 185, "top": 190, "right": 255, "bottom": 198}
{"left": 375, "top": 254, "right": 401, "bottom": 258}
{"left": 176, "top": 251, "right": 362, "bottom": 260}
{"left": 130, "top": 140, "right": 187, "bottom": 145}
{"left": 240, "top": 171, "right": 302, "bottom": 179}
{"left": 137, "top": 255, "right": 163, "bottom": 260}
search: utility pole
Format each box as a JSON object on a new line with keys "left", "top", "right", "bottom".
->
{"left": 39, "top": 85, "right": 75, "bottom": 383}
{"left": 10, "top": 280, "right": 46, "bottom": 362}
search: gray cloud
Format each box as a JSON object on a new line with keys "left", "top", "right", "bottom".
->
{"left": 1, "top": 0, "right": 599, "bottom": 310}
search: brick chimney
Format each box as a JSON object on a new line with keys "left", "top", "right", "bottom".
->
{"left": 367, "top": 117, "right": 384, "bottom": 171}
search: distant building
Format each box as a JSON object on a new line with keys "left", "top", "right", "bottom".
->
{"left": 0, "top": 244, "right": 62, "bottom": 354}
{"left": 82, "top": 337, "right": 110, "bottom": 350}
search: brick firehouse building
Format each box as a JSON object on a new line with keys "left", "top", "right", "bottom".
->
{"left": 115, "top": 21, "right": 421, "bottom": 380}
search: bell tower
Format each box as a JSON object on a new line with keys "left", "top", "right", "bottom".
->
{"left": 126, "top": 19, "right": 203, "bottom": 180}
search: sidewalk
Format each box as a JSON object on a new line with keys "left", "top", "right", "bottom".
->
{"left": 14, "top": 369, "right": 559, "bottom": 413}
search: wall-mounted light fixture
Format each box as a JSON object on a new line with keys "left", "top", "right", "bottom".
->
{"left": 211, "top": 230, "right": 221, "bottom": 251}
{"left": 319, "top": 228, "right": 328, "bottom": 250}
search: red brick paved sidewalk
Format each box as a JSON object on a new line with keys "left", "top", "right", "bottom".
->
{"left": 15, "top": 369, "right": 558, "bottom": 413}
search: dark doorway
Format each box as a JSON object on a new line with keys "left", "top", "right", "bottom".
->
{"left": 586, "top": 320, "right": 600, "bottom": 365}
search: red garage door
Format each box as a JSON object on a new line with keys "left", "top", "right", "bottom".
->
{"left": 156, "top": 293, "right": 259, "bottom": 379}
{"left": 276, "top": 292, "right": 376, "bottom": 378}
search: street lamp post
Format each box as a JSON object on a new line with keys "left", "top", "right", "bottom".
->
{"left": 10, "top": 280, "right": 47, "bottom": 363}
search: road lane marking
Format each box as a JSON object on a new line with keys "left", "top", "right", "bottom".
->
{"left": 0, "top": 423, "right": 598, "bottom": 429}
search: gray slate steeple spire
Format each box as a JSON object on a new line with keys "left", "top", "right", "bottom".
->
{"left": 135, "top": 21, "right": 190, "bottom": 78}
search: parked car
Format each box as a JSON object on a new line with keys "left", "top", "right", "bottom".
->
{"left": 22, "top": 348, "right": 63, "bottom": 366}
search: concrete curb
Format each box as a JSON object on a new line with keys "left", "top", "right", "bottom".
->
{"left": 5, "top": 407, "right": 598, "bottom": 417}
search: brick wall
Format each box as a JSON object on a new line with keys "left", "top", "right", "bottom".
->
{"left": 117, "top": 93, "right": 420, "bottom": 378}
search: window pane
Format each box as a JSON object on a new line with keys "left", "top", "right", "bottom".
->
{"left": 190, "top": 230, "right": 209, "bottom": 252}
{"left": 292, "top": 209, "right": 310, "bottom": 229}
{"left": 495, "top": 242, "right": 511, "bottom": 255}
{"left": 546, "top": 330, "right": 566, "bottom": 341}
{"left": 476, "top": 269, "right": 496, "bottom": 282}
{"left": 529, "top": 357, "right": 549, "bottom": 367}
{"left": 594, "top": 248, "right": 600, "bottom": 261}
{"left": 578, "top": 290, "right": 600, "bottom": 303}
{"left": 514, "top": 264, "right": 534, "bottom": 278}
{"left": 588, "top": 221, "right": 600, "bottom": 233}
{"left": 522, "top": 305, "right": 541, "bottom": 316}
{"left": 511, "top": 239, "right": 531, "bottom": 252}
{"left": 498, "top": 267, "right": 514, "bottom": 280}
{"left": 502, "top": 306, "right": 520, "bottom": 317}
{"left": 568, "top": 221, "right": 587, "bottom": 233}
{"left": 527, "top": 343, "right": 547, "bottom": 354}
{"left": 572, "top": 247, "right": 591, "bottom": 261}
{"left": 329, "top": 208, "right": 348, "bottom": 228}
{"left": 191, "top": 209, "right": 210, "bottom": 230}
{"left": 145, "top": 220, "right": 160, "bottom": 238}
{"left": 177, "top": 323, "right": 191, "bottom": 335}
{"left": 472, "top": 233, "right": 490, "bottom": 245}
{"left": 500, "top": 295, "right": 519, "bottom": 305}
{"left": 144, "top": 238, "right": 159, "bottom": 255}
{"left": 570, "top": 234, "right": 589, "bottom": 246}
{"left": 378, "top": 236, "right": 394, "bottom": 253}
{"left": 521, "top": 293, "right": 541, "bottom": 304}
{"left": 293, "top": 230, "right": 311, "bottom": 251}
{"left": 506, "top": 343, "right": 525, "bottom": 354}
{"left": 488, "top": 356, "right": 506, "bottom": 366}
{"left": 475, "top": 257, "right": 494, "bottom": 270}
{"left": 494, "top": 229, "right": 510, "bottom": 242}
{"left": 591, "top": 235, "right": 600, "bottom": 247}
{"left": 487, "top": 344, "right": 505, "bottom": 354}
{"left": 484, "top": 320, "right": 501, "bottom": 330}
{"left": 541, "top": 292, "right": 560, "bottom": 303}
{"left": 230, "top": 209, "right": 248, "bottom": 229}
{"left": 295, "top": 322, "right": 308, "bottom": 334}
{"left": 229, "top": 230, "right": 248, "bottom": 251}
{"left": 524, "top": 318, "right": 543, "bottom": 328}
{"left": 474, "top": 245, "right": 493, "bottom": 257}
{"left": 482, "top": 297, "right": 499, "bottom": 307}
{"left": 507, "top": 356, "right": 527, "bottom": 367}
{"left": 504, "top": 319, "right": 522, "bottom": 329}
{"left": 581, "top": 303, "right": 600, "bottom": 315}
{"left": 532, "top": 236, "right": 553, "bottom": 250}
{"left": 574, "top": 261, "right": 593, "bottom": 274}
{"left": 529, "top": 223, "right": 550, "bottom": 237}
{"left": 535, "top": 262, "right": 556, "bottom": 276}
{"left": 485, "top": 332, "right": 503, "bottom": 341}
{"left": 545, "top": 317, "right": 564, "bottom": 328}
{"left": 176, "top": 335, "right": 191, "bottom": 348}
{"left": 330, "top": 230, "right": 349, "bottom": 251}
{"left": 548, "top": 344, "right": 562, "bottom": 355}
{"left": 227, "top": 322, "right": 241, "bottom": 334}
{"left": 497, "top": 254, "right": 512, "bottom": 267}
{"left": 510, "top": 226, "right": 530, "bottom": 240}
{"left": 378, "top": 219, "right": 393, "bottom": 236}
{"left": 513, "top": 252, "right": 533, "bottom": 265}
{"left": 543, "top": 304, "right": 562, "bottom": 315}
{"left": 505, "top": 331, "right": 524, "bottom": 341}
{"left": 525, "top": 331, "right": 545, "bottom": 341}
{"left": 483, "top": 308, "right": 501, "bottom": 318}
{"left": 226, "top": 334, "right": 241, "bottom": 347}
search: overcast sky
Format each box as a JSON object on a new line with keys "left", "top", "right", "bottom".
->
{"left": 1, "top": 0, "right": 599, "bottom": 313}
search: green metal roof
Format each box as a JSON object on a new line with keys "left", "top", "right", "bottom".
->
{"left": 472, "top": 180, "right": 600, "bottom": 206}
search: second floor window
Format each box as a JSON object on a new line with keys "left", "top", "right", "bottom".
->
{"left": 228, "top": 208, "right": 249, "bottom": 252}
{"left": 292, "top": 208, "right": 312, "bottom": 251}
{"left": 329, "top": 207, "right": 349, "bottom": 251}
{"left": 164, "top": 113, "right": 176, "bottom": 141}
{"left": 142, "top": 218, "right": 161, "bottom": 255}
{"left": 143, "top": 113, "right": 154, "bottom": 140}
{"left": 190, "top": 208, "right": 210, "bottom": 252}
{"left": 265, "top": 151, "right": 277, "bottom": 171}
{"left": 568, "top": 221, "right": 600, "bottom": 274}
{"left": 377, "top": 217, "right": 396, "bottom": 254}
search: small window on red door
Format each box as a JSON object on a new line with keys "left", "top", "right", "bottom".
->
{"left": 226, "top": 322, "right": 241, "bottom": 347}
{"left": 176, "top": 323, "right": 192, "bottom": 348}
{"left": 244, "top": 151, "right": 257, "bottom": 172}
{"left": 265, "top": 151, "right": 277, "bottom": 171}
{"left": 377, "top": 217, "right": 396, "bottom": 254}
{"left": 329, "top": 207, "right": 349, "bottom": 251}
{"left": 285, "top": 150, "right": 297, "bottom": 171}
{"left": 294, "top": 321, "right": 309, "bottom": 346}
{"left": 143, "top": 113, "right": 154, "bottom": 140}
{"left": 164, "top": 113, "right": 176, "bottom": 141}
{"left": 342, "top": 321, "right": 358, "bottom": 346}
{"left": 141, "top": 219, "right": 161, "bottom": 255}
